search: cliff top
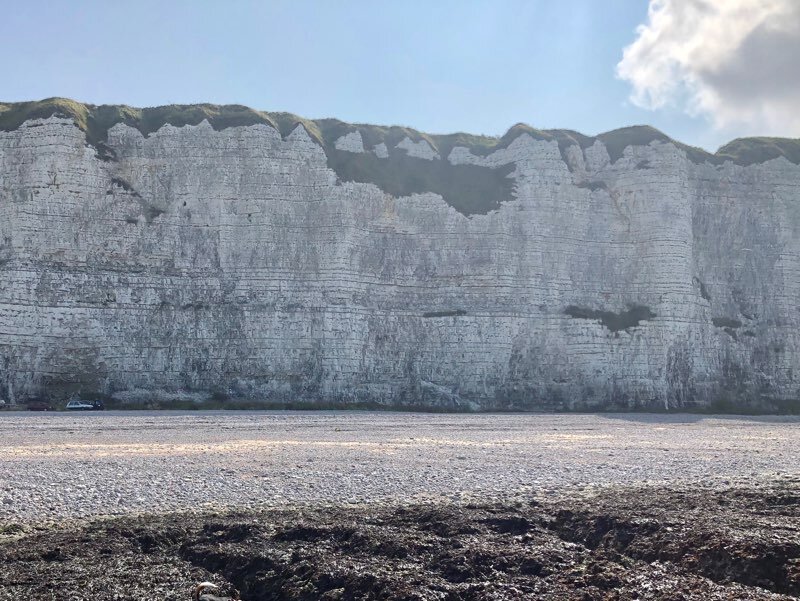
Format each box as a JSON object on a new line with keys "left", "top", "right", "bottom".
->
{"left": 1, "top": 98, "right": 799, "bottom": 168}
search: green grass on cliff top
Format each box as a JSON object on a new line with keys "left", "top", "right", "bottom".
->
{"left": 1, "top": 97, "right": 799, "bottom": 167}
{"left": 0, "top": 98, "right": 281, "bottom": 146}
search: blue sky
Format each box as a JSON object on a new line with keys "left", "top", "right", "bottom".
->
{"left": 2, "top": 0, "right": 795, "bottom": 151}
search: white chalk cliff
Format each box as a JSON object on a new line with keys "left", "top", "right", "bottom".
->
{"left": 1, "top": 99, "right": 798, "bottom": 410}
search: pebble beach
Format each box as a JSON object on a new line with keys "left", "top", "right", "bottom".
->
{"left": 2, "top": 411, "right": 798, "bottom": 524}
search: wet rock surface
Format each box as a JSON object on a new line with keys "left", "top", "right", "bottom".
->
{"left": 2, "top": 480, "right": 799, "bottom": 600}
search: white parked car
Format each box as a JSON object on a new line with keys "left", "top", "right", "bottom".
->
{"left": 65, "top": 400, "right": 95, "bottom": 411}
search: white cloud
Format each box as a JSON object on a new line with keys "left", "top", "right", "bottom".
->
{"left": 617, "top": 0, "right": 800, "bottom": 138}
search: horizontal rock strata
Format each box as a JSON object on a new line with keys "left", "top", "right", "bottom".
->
{"left": 0, "top": 101, "right": 799, "bottom": 410}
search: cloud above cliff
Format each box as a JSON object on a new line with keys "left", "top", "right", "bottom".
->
{"left": 617, "top": 0, "right": 800, "bottom": 137}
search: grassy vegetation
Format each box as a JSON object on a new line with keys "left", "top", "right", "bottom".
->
{"left": 3, "top": 98, "right": 799, "bottom": 215}
{"left": 268, "top": 111, "right": 325, "bottom": 145}
{"left": 3, "top": 98, "right": 798, "bottom": 167}
{"left": 336, "top": 121, "right": 441, "bottom": 157}
{"left": 327, "top": 146, "right": 515, "bottom": 215}
{"left": 427, "top": 131, "right": 501, "bottom": 159}
{"left": 0, "top": 98, "right": 91, "bottom": 135}
{"left": 0, "top": 98, "right": 277, "bottom": 146}
{"left": 717, "top": 137, "right": 800, "bottom": 166}
{"left": 596, "top": 126, "right": 673, "bottom": 163}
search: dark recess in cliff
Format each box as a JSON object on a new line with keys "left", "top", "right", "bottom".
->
{"left": 422, "top": 309, "right": 467, "bottom": 318}
{"left": 712, "top": 317, "right": 742, "bottom": 329}
{"left": 110, "top": 177, "right": 139, "bottom": 196}
{"left": 564, "top": 304, "right": 656, "bottom": 331}
{"left": 693, "top": 277, "right": 712, "bottom": 301}
{"left": 713, "top": 317, "right": 743, "bottom": 339}
{"left": 327, "top": 148, "right": 515, "bottom": 216}
{"left": 576, "top": 181, "right": 607, "bottom": 191}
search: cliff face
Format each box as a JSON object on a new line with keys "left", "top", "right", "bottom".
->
{"left": 1, "top": 100, "right": 799, "bottom": 410}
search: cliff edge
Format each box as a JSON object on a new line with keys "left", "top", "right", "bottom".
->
{"left": 1, "top": 98, "right": 799, "bottom": 411}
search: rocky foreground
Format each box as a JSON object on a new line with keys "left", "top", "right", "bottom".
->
{"left": 1, "top": 412, "right": 799, "bottom": 599}
{"left": 1, "top": 479, "right": 799, "bottom": 600}
{"left": 3, "top": 411, "right": 800, "bottom": 524}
